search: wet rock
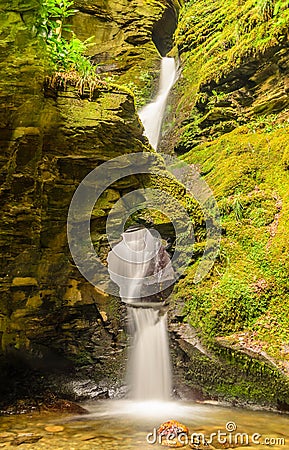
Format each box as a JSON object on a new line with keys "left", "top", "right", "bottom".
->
{"left": 11, "top": 278, "right": 38, "bottom": 287}
{"left": 10, "top": 434, "right": 42, "bottom": 446}
{"left": 0, "top": 433, "right": 16, "bottom": 443}
{"left": 158, "top": 420, "right": 189, "bottom": 448}
{"left": 41, "top": 398, "right": 88, "bottom": 415}
{"left": 0, "top": 391, "right": 88, "bottom": 416}
{"left": 66, "top": 379, "right": 111, "bottom": 401}
{"left": 199, "top": 107, "right": 238, "bottom": 127}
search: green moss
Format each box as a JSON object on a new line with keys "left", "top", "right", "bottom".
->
{"left": 122, "top": 68, "right": 158, "bottom": 109}
{"left": 175, "top": 0, "right": 289, "bottom": 85}
{"left": 175, "top": 334, "right": 289, "bottom": 407}
{"left": 174, "top": 125, "right": 289, "bottom": 373}
{"left": 171, "top": 0, "right": 289, "bottom": 153}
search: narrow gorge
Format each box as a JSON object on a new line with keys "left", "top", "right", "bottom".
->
{"left": 1, "top": 0, "right": 289, "bottom": 434}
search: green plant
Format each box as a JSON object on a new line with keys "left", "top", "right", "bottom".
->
{"left": 247, "top": 113, "right": 289, "bottom": 133}
{"left": 36, "top": 0, "right": 76, "bottom": 39}
{"left": 121, "top": 70, "right": 155, "bottom": 109}
{"left": 232, "top": 193, "right": 244, "bottom": 221}
{"left": 35, "top": 0, "right": 98, "bottom": 82}
{"left": 207, "top": 90, "right": 227, "bottom": 107}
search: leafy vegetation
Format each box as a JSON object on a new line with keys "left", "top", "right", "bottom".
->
{"left": 247, "top": 112, "right": 289, "bottom": 133}
{"left": 35, "top": 0, "right": 101, "bottom": 95}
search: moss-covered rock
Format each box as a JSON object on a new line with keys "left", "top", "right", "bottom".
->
{"left": 70, "top": 0, "right": 180, "bottom": 107}
{"left": 0, "top": 0, "right": 190, "bottom": 407}
{"left": 170, "top": 321, "right": 289, "bottom": 410}
{"left": 163, "top": 0, "right": 289, "bottom": 153}
{"left": 166, "top": 0, "right": 289, "bottom": 408}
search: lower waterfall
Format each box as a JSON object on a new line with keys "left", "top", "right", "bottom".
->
{"left": 127, "top": 306, "right": 172, "bottom": 401}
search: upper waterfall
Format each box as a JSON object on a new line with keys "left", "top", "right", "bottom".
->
{"left": 139, "top": 57, "right": 177, "bottom": 150}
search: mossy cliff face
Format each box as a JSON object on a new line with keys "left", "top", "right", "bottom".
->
{"left": 72, "top": 0, "right": 180, "bottom": 62}
{"left": 2, "top": 0, "right": 288, "bottom": 412}
{"left": 71, "top": 0, "right": 180, "bottom": 107}
{"left": 167, "top": 0, "right": 289, "bottom": 409}
{"left": 0, "top": 0, "right": 186, "bottom": 405}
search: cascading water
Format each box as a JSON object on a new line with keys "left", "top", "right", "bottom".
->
{"left": 107, "top": 58, "right": 176, "bottom": 402}
{"left": 57, "top": 55, "right": 289, "bottom": 450}
{"left": 107, "top": 227, "right": 174, "bottom": 401}
{"left": 127, "top": 307, "right": 172, "bottom": 401}
{"left": 139, "top": 57, "right": 177, "bottom": 150}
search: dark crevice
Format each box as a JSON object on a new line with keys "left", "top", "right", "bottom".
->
{"left": 152, "top": 5, "right": 178, "bottom": 56}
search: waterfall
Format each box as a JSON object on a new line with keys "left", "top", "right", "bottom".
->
{"left": 126, "top": 59, "right": 176, "bottom": 400}
{"left": 107, "top": 59, "right": 177, "bottom": 402}
{"left": 107, "top": 227, "right": 174, "bottom": 401}
{"left": 139, "top": 57, "right": 177, "bottom": 150}
{"left": 127, "top": 307, "right": 172, "bottom": 401}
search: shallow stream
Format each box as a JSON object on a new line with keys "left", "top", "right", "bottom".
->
{"left": 1, "top": 400, "right": 288, "bottom": 449}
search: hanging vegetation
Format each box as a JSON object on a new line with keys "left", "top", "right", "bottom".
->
{"left": 35, "top": 0, "right": 102, "bottom": 96}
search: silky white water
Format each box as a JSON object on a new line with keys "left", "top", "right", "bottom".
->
{"left": 139, "top": 57, "right": 177, "bottom": 149}
{"left": 107, "top": 227, "right": 174, "bottom": 401}
{"left": 127, "top": 307, "right": 172, "bottom": 400}
{"left": 108, "top": 228, "right": 161, "bottom": 302}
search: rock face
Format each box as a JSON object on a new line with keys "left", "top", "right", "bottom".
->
{"left": 0, "top": 0, "right": 182, "bottom": 405}
{"left": 173, "top": 45, "right": 289, "bottom": 153}
{"left": 73, "top": 0, "right": 180, "bottom": 58}
{"left": 3, "top": 0, "right": 288, "bottom": 412}
{"left": 167, "top": 0, "right": 289, "bottom": 154}
{"left": 164, "top": 0, "right": 289, "bottom": 409}
{"left": 71, "top": 0, "right": 180, "bottom": 103}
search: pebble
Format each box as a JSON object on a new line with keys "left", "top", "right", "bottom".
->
{"left": 80, "top": 434, "right": 99, "bottom": 441}
{"left": 44, "top": 426, "right": 64, "bottom": 433}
